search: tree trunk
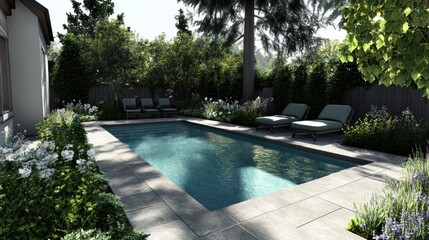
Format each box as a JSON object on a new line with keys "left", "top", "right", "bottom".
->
{"left": 243, "top": 0, "right": 255, "bottom": 101}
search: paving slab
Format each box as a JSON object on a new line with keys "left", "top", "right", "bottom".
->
{"left": 127, "top": 204, "right": 180, "bottom": 232}
{"left": 143, "top": 220, "right": 198, "bottom": 240}
{"left": 298, "top": 208, "right": 363, "bottom": 240}
{"left": 240, "top": 211, "right": 304, "bottom": 240}
{"left": 202, "top": 225, "right": 257, "bottom": 240}
{"left": 121, "top": 192, "right": 163, "bottom": 212}
{"left": 273, "top": 197, "right": 341, "bottom": 227}
{"left": 318, "top": 177, "right": 386, "bottom": 211}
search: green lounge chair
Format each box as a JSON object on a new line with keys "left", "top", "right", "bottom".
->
{"left": 122, "top": 98, "right": 141, "bottom": 119}
{"left": 158, "top": 98, "right": 177, "bottom": 117}
{"left": 141, "top": 98, "right": 160, "bottom": 118}
{"left": 291, "top": 104, "right": 354, "bottom": 141}
{"left": 255, "top": 103, "right": 309, "bottom": 133}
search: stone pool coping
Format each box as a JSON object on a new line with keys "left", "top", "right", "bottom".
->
{"left": 85, "top": 117, "right": 406, "bottom": 240}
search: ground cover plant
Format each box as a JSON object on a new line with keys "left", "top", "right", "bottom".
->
{"left": 0, "top": 107, "right": 148, "bottom": 239}
{"left": 343, "top": 106, "right": 429, "bottom": 156}
{"left": 346, "top": 153, "right": 429, "bottom": 239}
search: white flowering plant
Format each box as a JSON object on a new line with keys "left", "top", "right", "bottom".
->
{"left": 202, "top": 96, "right": 273, "bottom": 126}
{"left": 63, "top": 100, "right": 99, "bottom": 122}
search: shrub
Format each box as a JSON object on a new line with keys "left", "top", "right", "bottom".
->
{"left": 202, "top": 97, "right": 272, "bottom": 126}
{"left": 96, "top": 101, "right": 123, "bottom": 120}
{"left": 37, "top": 109, "right": 89, "bottom": 157}
{"left": 0, "top": 133, "right": 105, "bottom": 239}
{"left": 62, "top": 229, "right": 111, "bottom": 240}
{"left": 347, "top": 153, "right": 429, "bottom": 239}
{"left": 64, "top": 100, "right": 99, "bottom": 121}
{"left": 344, "top": 106, "right": 429, "bottom": 156}
{"left": 1, "top": 109, "right": 148, "bottom": 239}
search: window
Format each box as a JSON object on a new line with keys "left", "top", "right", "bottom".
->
{"left": 0, "top": 36, "right": 11, "bottom": 114}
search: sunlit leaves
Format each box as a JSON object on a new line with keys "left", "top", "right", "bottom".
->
{"left": 341, "top": 0, "right": 429, "bottom": 97}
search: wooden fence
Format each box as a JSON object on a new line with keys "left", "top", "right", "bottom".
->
{"left": 88, "top": 85, "right": 166, "bottom": 104}
{"left": 50, "top": 84, "right": 429, "bottom": 123}
{"left": 342, "top": 85, "right": 429, "bottom": 123}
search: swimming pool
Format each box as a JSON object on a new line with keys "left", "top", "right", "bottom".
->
{"left": 105, "top": 122, "right": 358, "bottom": 210}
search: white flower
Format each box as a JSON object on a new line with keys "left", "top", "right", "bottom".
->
{"left": 219, "top": 111, "right": 223, "bottom": 116}
{"left": 36, "top": 161, "right": 46, "bottom": 170}
{"left": 87, "top": 149, "right": 98, "bottom": 158}
{"left": 39, "top": 168, "right": 54, "bottom": 179}
{"left": 76, "top": 159, "right": 86, "bottom": 166}
{"left": 204, "top": 97, "right": 208, "bottom": 101}
{"left": 40, "top": 141, "right": 53, "bottom": 150}
{"left": 18, "top": 167, "right": 32, "bottom": 178}
{"left": 61, "top": 150, "right": 74, "bottom": 161}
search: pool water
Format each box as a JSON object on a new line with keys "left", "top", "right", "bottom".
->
{"left": 105, "top": 122, "right": 358, "bottom": 210}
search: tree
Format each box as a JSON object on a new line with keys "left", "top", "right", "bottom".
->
{"left": 90, "top": 18, "right": 139, "bottom": 102}
{"left": 53, "top": 33, "right": 92, "bottom": 103}
{"left": 63, "top": 0, "right": 116, "bottom": 37}
{"left": 341, "top": 0, "right": 429, "bottom": 96}
{"left": 175, "top": 9, "right": 192, "bottom": 35}
{"left": 178, "top": 0, "right": 345, "bottom": 100}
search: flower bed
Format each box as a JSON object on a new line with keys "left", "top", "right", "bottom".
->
{"left": 0, "top": 107, "right": 148, "bottom": 239}
{"left": 343, "top": 106, "right": 429, "bottom": 156}
{"left": 347, "top": 153, "right": 429, "bottom": 239}
{"left": 201, "top": 96, "right": 273, "bottom": 126}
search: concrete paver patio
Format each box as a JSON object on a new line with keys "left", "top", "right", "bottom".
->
{"left": 84, "top": 117, "right": 406, "bottom": 240}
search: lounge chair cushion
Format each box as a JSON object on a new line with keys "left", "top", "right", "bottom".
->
{"left": 125, "top": 105, "right": 137, "bottom": 110}
{"left": 142, "top": 109, "right": 159, "bottom": 113}
{"left": 291, "top": 120, "right": 343, "bottom": 132}
{"left": 317, "top": 105, "right": 352, "bottom": 124}
{"left": 160, "top": 108, "right": 177, "bottom": 112}
{"left": 282, "top": 103, "right": 309, "bottom": 119}
{"left": 125, "top": 109, "right": 141, "bottom": 113}
{"left": 255, "top": 115, "right": 299, "bottom": 126}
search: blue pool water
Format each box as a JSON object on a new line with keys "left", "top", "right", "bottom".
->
{"left": 105, "top": 122, "right": 358, "bottom": 210}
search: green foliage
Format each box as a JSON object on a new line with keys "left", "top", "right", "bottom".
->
{"left": 96, "top": 101, "right": 123, "bottom": 120}
{"left": 290, "top": 64, "right": 308, "bottom": 104}
{"left": 347, "top": 153, "right": 429, "bottom": 239}
{"left": 175, "top": 9, "right": 192, "bottom": 35}
{"left": 344, "top": 106, "right": 429, "bottom": 156}
{"left": 1, "top": 108, "right": 148, "bottom": 239}
{"left": 307, "top": 61, "right": 328, "bottom": 118}
{"left": 62, "top": 229, "right": 111, "bottom": 240}
{"left": 91, "top": 18, "right": 139, "bottom": 101}
{"left": 0, "top": 135, "right": 107, "bottom": 239}
{"left": 36, "top": 109, "right": 89, "bottom": 155}
{"left": 328, "top": 61, "right": 366, "bottom": 103}
{"left": 202, "top": 97, "right": 272, "bottom": 126}
{"left": 63, "top": 0, "right": 116, "bottom": 37}
{"left": 53, "top": 33, "right": 93, "bottom": 103}
{"left": 271, "top": 63, "right": 292, "bottom": 113}
{"left": 341, "top": 0, "right": 429, "bottom": 97}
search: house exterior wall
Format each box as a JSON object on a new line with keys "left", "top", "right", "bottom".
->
{"left": 7, "top": 0, "right": 48, "bottom": 135}
{"left": 0, "top": 7, "right": 14, "bottom": 145}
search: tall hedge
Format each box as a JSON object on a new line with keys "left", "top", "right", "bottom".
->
{"left": 290, "top": 64, "right": 308, "bottom": 104}
{"left": 272, "top": 64, "right": 292, "bottom": 113}
{"left": 307, "top": 62, "right": 328, "bottom": 118}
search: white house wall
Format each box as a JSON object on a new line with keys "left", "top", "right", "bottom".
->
{"left": 7, "top": 0, "right": 46, "bottom": 135}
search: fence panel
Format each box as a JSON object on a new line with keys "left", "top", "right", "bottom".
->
{"left": 342, "top": 85, "right": 429, "bottom": 123}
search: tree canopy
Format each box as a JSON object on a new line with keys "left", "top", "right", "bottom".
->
{"left": 341, "top": 0, "right": 429, "bottom": 96}
{"left": 179, "top": 0, "right": 345, "bottom": 100}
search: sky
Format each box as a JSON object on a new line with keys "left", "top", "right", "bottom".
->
{"left": 37, "top": 0, "right": 346, "bottom": 43}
